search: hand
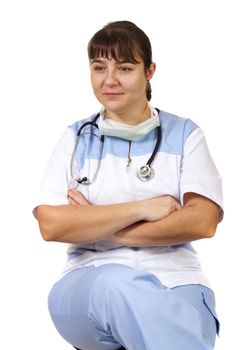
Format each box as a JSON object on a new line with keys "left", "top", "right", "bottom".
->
{"left": 67, "top": 189, "right": 181, "bottom": 222}
{"left": 139, "top": 195, "right": 181, "bottom": 222}
{"left": 67, "top": 188, "right": 90, "bottom": 206}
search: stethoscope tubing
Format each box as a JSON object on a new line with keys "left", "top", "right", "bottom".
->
{"left": 70, "top": 111, "right": 162, "bottom": 184}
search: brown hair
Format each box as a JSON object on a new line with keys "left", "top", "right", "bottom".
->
{"left": 88, "top": 21, "right": 153, "bottom": 101}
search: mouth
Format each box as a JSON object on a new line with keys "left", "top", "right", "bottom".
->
{"left": 103, "top": 92, "right": 124, "bottom": 97}
{"left": 103, "top": 91, "right": 124, "bottom": 95}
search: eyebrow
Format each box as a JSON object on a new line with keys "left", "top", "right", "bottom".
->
{"left": 90, "top": 59, "right": 106, "bottom": 64}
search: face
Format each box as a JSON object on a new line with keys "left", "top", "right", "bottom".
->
{"left": 90, "top": 56, "right": 155, "bottom": 121}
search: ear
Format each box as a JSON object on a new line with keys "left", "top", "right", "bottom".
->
{"left": 146, "top": 62, "right": 156, "bottom": 80}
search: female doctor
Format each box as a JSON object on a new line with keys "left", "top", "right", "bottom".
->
{"left": 35, "top": 21, "right": 223, "bottom": 350}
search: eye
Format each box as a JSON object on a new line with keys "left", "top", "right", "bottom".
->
{"left": 93, "top": 66, "right": 105, "bottom": 71}
{"left": 119, "top": 66, "right": 132, "bottom": 72}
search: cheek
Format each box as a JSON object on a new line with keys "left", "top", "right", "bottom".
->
{"left": 91, "top": 74, "right": 102, "bottom": 90}
{"left": 126, "top": 73, "right": 147, "bottom": 89}
{"left": 128, "top": 78, "right": 147, "bottom": 95}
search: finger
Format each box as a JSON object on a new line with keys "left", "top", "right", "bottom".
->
{"left": 175, "top": 200, "right": 182, "bottom": 209}
{"left": 67, "top": 196, "right": 79, "bottom": 206}
{"left": 68, "top": 188, "right": 90, "bottom": 205}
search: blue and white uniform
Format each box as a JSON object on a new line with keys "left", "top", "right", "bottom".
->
{"left": 35, "top": 108, "right": 223, "bottom": 350}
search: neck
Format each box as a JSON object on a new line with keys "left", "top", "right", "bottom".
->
{"left": 105, "top": 102, "right": 150, "bottom": 126}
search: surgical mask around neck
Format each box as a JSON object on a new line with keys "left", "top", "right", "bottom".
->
{"left": 98, "top": 107, "right": 160, "bottom": 141}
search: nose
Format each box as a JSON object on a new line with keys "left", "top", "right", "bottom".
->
{"left": 104, "top": 68, "right": 119, "bottom": 86}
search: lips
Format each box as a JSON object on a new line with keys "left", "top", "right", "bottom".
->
{"left": 103, "top": 92, "right": 124, "bottom": 95}
{"left": 103, "top": 92, "right": 124, "bottom": 98}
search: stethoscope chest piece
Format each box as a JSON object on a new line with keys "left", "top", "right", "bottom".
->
{"left": 137, "top": 165, "right": 154, "bottom": 181}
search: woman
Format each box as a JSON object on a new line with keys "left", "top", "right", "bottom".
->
{"left": 35, "top": 21, "right": 223, "bottom": 350}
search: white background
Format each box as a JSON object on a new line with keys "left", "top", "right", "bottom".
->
{"left": 0, "top": 0, "right": 232, "bottom": 349}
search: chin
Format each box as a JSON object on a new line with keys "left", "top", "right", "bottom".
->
{"left": 101, "top": 101, "right": 125, "bottom": 113}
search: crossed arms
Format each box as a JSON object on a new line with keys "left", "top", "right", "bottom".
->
{"left": 36, "top": 189, "right": 220, "bottom": 247}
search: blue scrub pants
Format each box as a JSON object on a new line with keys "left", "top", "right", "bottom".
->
{"left": 48, "top": 264, "right": 219, "bottom": 350}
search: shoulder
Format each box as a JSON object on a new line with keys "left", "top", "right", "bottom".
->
{"left": 68, "top": 113, "right": 99, "bottom": 134}
{"left": 158, "top": 109, "right": 200, "bottom": 155}
{"left": 49, "top": 113, "right": 99, "bottom": 155}
{"left": 159, "top": 110, "right": 198, "bottom": 137}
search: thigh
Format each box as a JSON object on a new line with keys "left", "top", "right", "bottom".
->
{"left": 48, "top": 263, "right": 164, "bottom": 349}
{"left": 171, "top": 284, "right": 219, "bottom": 348}
{"left": 48, "top": 265, "right": 219, "bottom": 350}
{"left": 48, "top": 266, "right": 123, "bottom": 350}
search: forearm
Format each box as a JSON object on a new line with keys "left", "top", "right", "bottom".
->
{"left": 36, "top": 192, "right": 181, "bottom": 244}
{"left": 36, "top": 201, "right": 142, "bottom": 244}
{"left": 106, "top": 195, "right": 220, "bottom": 246}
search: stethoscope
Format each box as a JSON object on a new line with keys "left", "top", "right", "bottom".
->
{"left": 70, "top": 111, "right": 162, "bottom": 184}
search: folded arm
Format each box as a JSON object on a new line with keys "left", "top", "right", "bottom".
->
{"left": 36, "top": 190, "right": 181, "bottom": 244}
{"left": 105, "top": 192, "right": 221, "bottom": 247}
